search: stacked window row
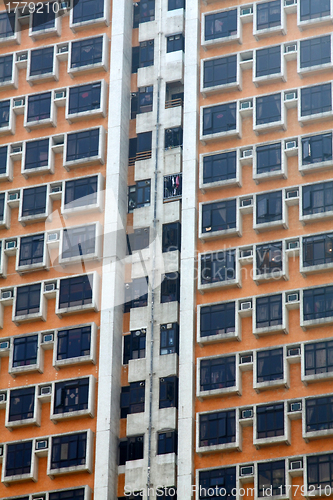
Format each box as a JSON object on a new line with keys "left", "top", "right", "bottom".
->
{"left": 2, "top": 486, "right": 90, "bottom": 500}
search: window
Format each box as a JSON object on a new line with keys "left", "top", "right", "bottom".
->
{"left": 12, "top": 335, "right": 38, "bottom": 367}
{"left": 0, "top": 11, "right": 15, "bottom": 39}
{"left": 21, "top": 185, "right": 47, "bottom": 217}
{"left": 302, "top": 181, "right": 333, "bottom": 216}
{"left": 15, "top": 284, "right": 41, "bottom": 316}
{"left": 303, "top": 233, "right": 333, "bottom": 267}
{"left": 161, "top": 272, "right": 180, "bottom": 303}
{"left": 0, "top": 54, "right": 13, "bottom": 82}
{"left": 300, "top": 0, "right": 330, "bottom": 21}
{"left": 257, "top": 348, "right": 283, "bottom": 383}
{"left": 256, "top": 242, "right": 283, "bottom": 275}
{"left": 307, "top": 454, "right": 333, "bottom": 490}
{"left": 19, "top": 233, "right": 44, "bottom": 267}
{"left": 66, "top": 128, "right": 100, "bottom": 163}
{"left": 200, "top": 302, "right": 235, "bottom": 338}
{"left": 131, "top": 86, "right": 153, "bottom": 118}
{"left": 303, "top": 285, "right": 333, "bottom": 322}
{"left": 120, "top": 382, "right": 145, "bottom": 418}
{"left": 50, "top": 489, "right": 85, "bottom": 500}
{"left": 58, "top": 274, "right": 93, "bottom": 310}
{"left": 57, "top": 325, "right": 91, "bottom": 361}
{"left": 199, "top": 410, "right": 236, "bottom": 447}
{"left": 5, "top": 441, "right": 32, "bottom": 477}
{"left": 131, "top": 46, "right": 140, "bottom": 73}
{"left": 54, "top": 378, "right": 89, "bottom": 415}
{"left": 165, "top": 127, "right": 183, "bottom": 149}
{"left": 203, "top": 151, "right": 236, "bottom": 185}
{"left": 306, "top": 396, "right": 333, "bottom": 432}
{"left": 24, "top": 138, "right": 49, "bottom": 171}
{"left": 139, "top": 40, "right": 154, "bottom": 68}
{"left": 71, "top": 36, "right": 103, "bottom": 69}
{"left": 0, "top": 192, "right": 4, "bottom": 220}
{"left": 68, "top": 82, "right": 102, "bottom": 115}
{"left": 0, "top": 99, "right": 10, "bottom": 128}
{"left": 201, "top": 199, "right": 236, "bottom": 234}
{"left": 139, "top": 0, "right": 155, "bottom": 22}
{"left": 301, "top": 83, "right": 331, "bottom": 117}
{"left": 133, "top": 2, "right": 140, "bottom": 28}
{"left": 200, "top": 355, "right": 236, "bottom": 392}
{"left": 204, "top": 9, "right": 237, "bottom": 41}
{"left": 128, "top": 131, "right": 152, "bottom": 163}
{"left": 256, "top": 0, "right": 281, "bottom": 30}
{"left": 128, "top": 180, "right": 151, "bottom": 212}
{"left": 199, "top": 467, "right": 236, "bottom": 500}
{"left": 157, "top": 431, "right": 177, "bottom": 455}
{"left": 256, "top": 45, "right": 281, "bottom": 77}
{"left": 300, "top": 35, "right": 331, "bottom": 69}
{"left": 201, "top": 249, "right": 236, "bottom": 285}
{"left": 162, "top": 222, "right": 181, "bottom": 252}
{"left": 72, "top": 0, "right": 104, "bottom": 24}
{"left": 256, "top": 190, "right": 282, "bottom": 224}
{"left": 304, "top": 340, "right": 333, "bottom": 376}
{"left": 62, "top": 225, "right": 96, "bottom": 259}
{"left": 127, "top": 228, "right": 150, "bottom": 254}
{"left": 8, "top": 387, "right": 35, "bottom": 422}
{"left": 0, "top": 145, "right": 7, "bottom": 174}
{"left": 51, "top": 432, "right": 87, "bottom": 470}
{"left": 31, "top": 3, "right": 55, "bottom": 31}
{"left": 123, "top": 330, "right": 146, "bottom": 364}
{"left": 159, "top": 376, "right": 178, "bottom": 408}
{"left": 167, "top": 34, "right": 184, "bottom": 53}
{"left": 256, "top": 143, "right": 281, "bottom": 175}
{"left": 203, "top": 55, "right": 237, "bottom": 89}
{"left": 256, "top": 93, "right": 281, "bottom": 125}
{"left": 160, "top": 323, "right": 179, "bottom": 355}
{"left": 64, "top": 175, "right": 98, "bottom": 210}
{"left": 30, "top": 47, "right": 54, "bottom": 76}
{"left": 258, "top": 461, "right": 285, "bottom": 497}
{"left": 257, "top": 403, "right": 284, "bottom": 439}
{"left": 124, "top": 277, "right": 148, "bottom": 312}
{"left": 27, "top": 92, "right": 51, "bottom": 123}
{"left": 119, "top": 436, "right": 144, "bottom": 465}
{"left": 203, "top": 102, "right": 237, "bottom": 136}
{"left": 256, "top": 294, "right": 282, "bottom": 329}
{"left": 302, "top": 133, "right": 332, "bottom": 166}
{"left": 164, "top": 174, "right": 182, "bottom": 199}
{"left": 168, "top": 0, "right": 185, "bottom": 9}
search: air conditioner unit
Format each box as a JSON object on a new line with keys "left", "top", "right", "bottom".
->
{"left": 285, "top": 92, "right": 297, "bottom": 101}
{"left": 1, "top": 290, "right": 12, "bottom": 300}
{"left": 43, "top": 333, "right": 54, "bottom": 343}
{"left": 285, "top": 44, "right": 297, "bottom": 53}
{"left": 51, "top": 185, "right": 62, "bottom": 193}
{"left": 58, "top": 44, "right": 69, "bottom": 53}
{"left": 241, "top": 249, "right": 253, "bottom": 258}
{"left": 11, "top": 145, "right": 22, "bottom": 154}
{"left": 0, "top": 393, "right": 6, "bottom": 402}
{"left": 241, "top": 7, "right": 253, "bottom": 15}
{"left": 5, "top": 240, "right": 16, "bottom": 250}
{"left": 241, "top": 198, "right": 253, "bottom": 207}
{"left": 242, "top": 409, "right": 253, "bottom": 419}
{"left": 290, "top": 460, "right": 302, "bottom": 471}
{"left": 44, "top": 283, "right": 56, "bottom": 292}
{"left": 0, "top": 341, "right": 9, "bottom": 349}
{"left": 240, "top": 301, "right": 252, "bottom": 311}
{"left": 48, "top": 233, "right": 59, "bottom": 242}
{"left": 240, "top": 465, "right": 254, "bottom": 476}
{"left": 14, "top": 99, "right": 24, "bottom": 108}
{"left": 55, "top": 91, "right": 66, "bottom": 100}
{"left": 242, "top": 149, "right": 253, "bottom": 158}
{"left": 287, "top": 240, "right": 299, "bottom": 250}
{"left": 40, "top": 386, "right": 52, "bottom": 396}
{"left": 240, "top": 354, "right": 253, "bottom": 364}
{"left": 287, "top": 292, "right": 299, "bottom": 303}
{"left": 288, "top": 347, "right": 301, "bottom": 357}
{"left": 17, "top": 53, "right": 28, "bottom": 61}
{"left": 286, "top": 140, "right": 297, "bottom": 150}
{"left": 290, "top": 401, "right": 302, "bottom": 412}
{"left": 8, "top": 192, "right": 19, "bottom": 201}
{"left": 36, "top": 439, "right": 48, "bottom": 450}
{"left": 286, "top": 189, "right": 299, "bottom": 199}
{"left": 240, "top": 101, "right": 252, "bottom": 110}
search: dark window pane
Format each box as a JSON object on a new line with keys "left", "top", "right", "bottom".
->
{"left": 302, "top": 181, "right": 333, "bottom": 216}
{"left": 51, "top": 432, "right": 87, "bottom": 469}
{"left": 160, "top": 323, "right": 179, "bottom": 355}
{"left": 256, "top": 45, "right": 281, "bottom": 77}
{"left": 256, "top": 241, "right": 283, "bottom": 275}
{"left": 49, "top": 488, "right": 85, "bottom": 500}
{"left": 300, "top": 35, "right": 331, "bottom": 69}
{"left": 257, "top": 348, "right": 283, "bottom": 383}
{"left": 256, "top": 294, "right": 282, "bottom": 329}
{"left": 62, "top": 225, "right": 96, "bottom": 259}
{"left": 30, "top": 47, "right": 54, "bottom": 76}
{"left": 202, "top": 199, "right": 236, "bottom": 234}
{"left": 13, "top": 335, "right": 38, "bottom": 367}
{"left": 302, "top": 133, "right": 332, "bottom": 166}
{"left": 24, "top": 139, "right": 49, "bottom": 170}
{"left": 307, "top": 454, "right": 333, "bottom": 489}
{"left": 306, "top": 396, "right": 333, "bottom": 432}
{"left": 22, "top": 185, "right": 47, "bottom": 217}
{"left": 64, "top": 175, "right": 98, "bottom": 209}
{"left": 257, "top": 403, "right": 284, "bottom": 439}
{"left": 203, "top": 102, "right": 237, "bottom": 135}
{"left": 27, "top": 92, "right": 51, "bottom": 122}
{"left": 66, "top": 128, "right": 100, "bottom": 162}
{"left": 205, "top": 9, "right": 237, "bottom": 41}
{"left": 256, "top": 191, "right": 282, "bottom": 223}
{"left": 159, "top": 376, "right": 178, "bottom": 408}
{"left": 54, "top": 378, "right": 89, "bottom": 414}
{"left": 161, "top": 272, "right": 180, "bottom": 303}
{"left": 0, "top": 145, "right": 8, "bottom": 175}
{"left": 123, "top": 330, "right": 146, "bottom": 364}
{"left": 201, "top": 250, "right": 236, "bottom": 285}
{"left": 32, "top": 3, "right": 55, "bottom": 31}
{"left": 256, "top": 93, "right": 281, "bottom": 125}
{"left": 303, "top": 233, "right": 333, "bottom": 267}
{"left": 203, "top": 151, "right": 236, "bottom": 184}
{"left": 257, "top": 0, "right": 281, "bottom": 30}
{"left": 9, "top": 387, "right": 35, "bottom": 422}
{"left": 200, "top": 355, "right": 236, "bottom": 391}
{"left": 73, "top": 0, "right": 104, "bottom": 23}
{"left": 68, "top": 82, "right": 102, "bottom": 115}
{"left": 71, "top": 36, "right": 103, "bottom": 68}
{"left": 0, "top": 99, "right": 10, "bottom": 128}
{"left": 204, "top": 55, "right": 237, "bottom": 88}
{"left": 199, "top": 467, "right": 236, "bottom": 500}
{"left": 256, "top": 143, "right": 281, "bottom": 174}
{"left": 0, "top": 11, "right": 15, "bottom": 39}
{"left": 57, "top": 326, "right": 91, "bottom": 361}
{"left": 5, "top": 441, "right": 32, "bottom": 477}
{"left": 200, "top": 301, "right": 235, "bottom": 338}
{"left": 301, "top": 83, "right": 332, "bottom": 117}
{"left": 162, "top": 222, "right": 181, "bottom": 252}
{"left": 258, "top": 460, "right": 285, "bottom": 497}
{"left": 300, "top": 0, "right": 330, "bottom": 21}
{"left": 303, "top": 285, "right": 333, "bottom": 321}
{"left": 19, "top": 233, "right": 44, "bottom": 267}
{"left": 199, "top": 410, "right": 236, "bottom": 447}
{"left": 15, "top": 284, "right": 41, "bottom": 316}
{"left": 167, "top": 34, "right": 184, "bottom": 53}
{"left": 58, "top": 274, "right": 93, "bottom": 309}
{"left": 157, "top": 431, "right": 177, "bottom": 455}
{"left": 163, "top": 174, "right": 182, "bottom": 200}
{"left": 0, "top": 54, "right": 13, "bottom": 82}
{"left": 139, "top": 40, "right": 154, "bottom": 67}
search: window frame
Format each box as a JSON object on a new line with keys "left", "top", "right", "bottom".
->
{"left": 13, "top": 282, "right": 46, "bottom": 324}
{"left": 301, "top": 180, "right": 333, "bottom": 223}
{"left": 253, "top": 293, "right": 286, "bottom": 335}
{"left": 22, "top": 137, "right": 53, "bottom": 177}
{"left": 69, "top": 0, "right": 109, "bottom": 28}
{"left": 0, "top": 97, "right": 14, "bottom": 135}
{"left": 201, "top": 100, "right": 239, "bottom": 141}
{"left": 254, "top": 240, "right": 286, "bottom": 282}
{"left": 166, "top": 33, "right": 184, "bottom": 53}
{"left": 299, "top": 82, "right": 332, "bottom": 124}
{"left": 64, "top": 126, "right": 105, "bottom": 168}
{"left": 66, "top": 79, "right": 107, "bottom": 122}
{"left": 199, "top": 149, "right": 240, "bottom": 190}
{"left": 47, "top": 429, "right": 93, "bottom": 477}
{"left": 123, "top": 329, "right": 146, "bottom": 365}
{"left": 254, "top": 141, "right": 285, "bottom": 181}
{"left": 62, "top": 173, "right": 104, "bottom": 216}
{"left": 53, "top": 323, "right": 97, "bottom": 368}
{"left": 24, "top": 90, "right": 55, "bottom": 130}
{"left": 305, "top": 452, "right": 333, "bottom": 494}
{"left": 28, "top": 3, "right": 60, "bottom": 39}
{"left": 254, "top": 0, "right": 286, "bottom": 38}
{"left": 0, "top": 144, "right": 13, "bottom": 182}
{"left": 199, "top": 248, "right": 240, "bottom": 292}
{"left": 256, "top": 459, "right": 288, "bottom": 498}
{"left": 302, "top": 337, "right": 333, "bottom": 383}
{"left": 254, "top": 400, "right": 290, "bottom": 447}
{"left": 297, "top": 0, "right": 332, "bottom": 28}
{"left": 50, "top": 375, "right": 95, "bottom": 422}
{"left": 9, "top": 332, "right": 43, "bottom": 376}
{"left": 201, "top": 6, "right": 240, "bottom": 48}
{"left": 17, "top": 231, "right": 47, "bottom": 273}
{"left": 197, "top": 408, "right": 239, "bottom": 454}
{"left": 254, "top": 345, "right": 288, "bottom": 391}
{"left": 199, "top": 196, "right": 239, "bottom": 239}
{"left": 0, "top": 52, "right": 16, "bottom": 89}
{"left": 56, "top": 272, "right": 99, "bottom": 316}
{"left": 159, "top": 376, "right": 178, "bottom": 409}
{"left": 68, "top": 34, "right": 108, "bottom": 76}
{"left": 254, "top": 189, "right": 286, "bottom": 231}
{"left": 299, "top": 131, "right": 333, "bottom": 174}
{"left": 254, "top": 92, "right": 285, "bottom": 133}
{"left": 301, "top": 231, "right": 333, "bottom": 273}
{"left": 6, "top": 384, "right": 39, "bottom": 428}
{"left": 301, "top": 284, "right": 333, "bottom": 328}
{"left": 198, "top": 300, "right": 238, "bottom": 343}
{"left": 254, "top": 44, "right": 285, "bottom": 84}
{"left": 304, "top": 394, "right": 333, "bottom": 439}
{"left": 27, "top": 45, "right": 58, "bottom": 83}
{"left": 19, "top": 183, "right": 50, "bottom": 223}
{"left": 2, "top": 439, "right": 36, "bottom": 483}
{"left": 298, "top": 34, "right": 332, "bottom": 75}
{"left": 201, "top": 53, "right": 239, "bottom": 93}
{"left": 197, "top": 353, "right": 239, "bottom": 398}
{"left": 157, "top": 430, "right": 178, "bottom": 455}
{"left": 59, "top": 222, "right": 101, "bottom": 265}
{"left": 160, "top": 323, "right": 179, "bottom": 355}
{"left": 0, "top": 11, "right": 20, "bottom": 45}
